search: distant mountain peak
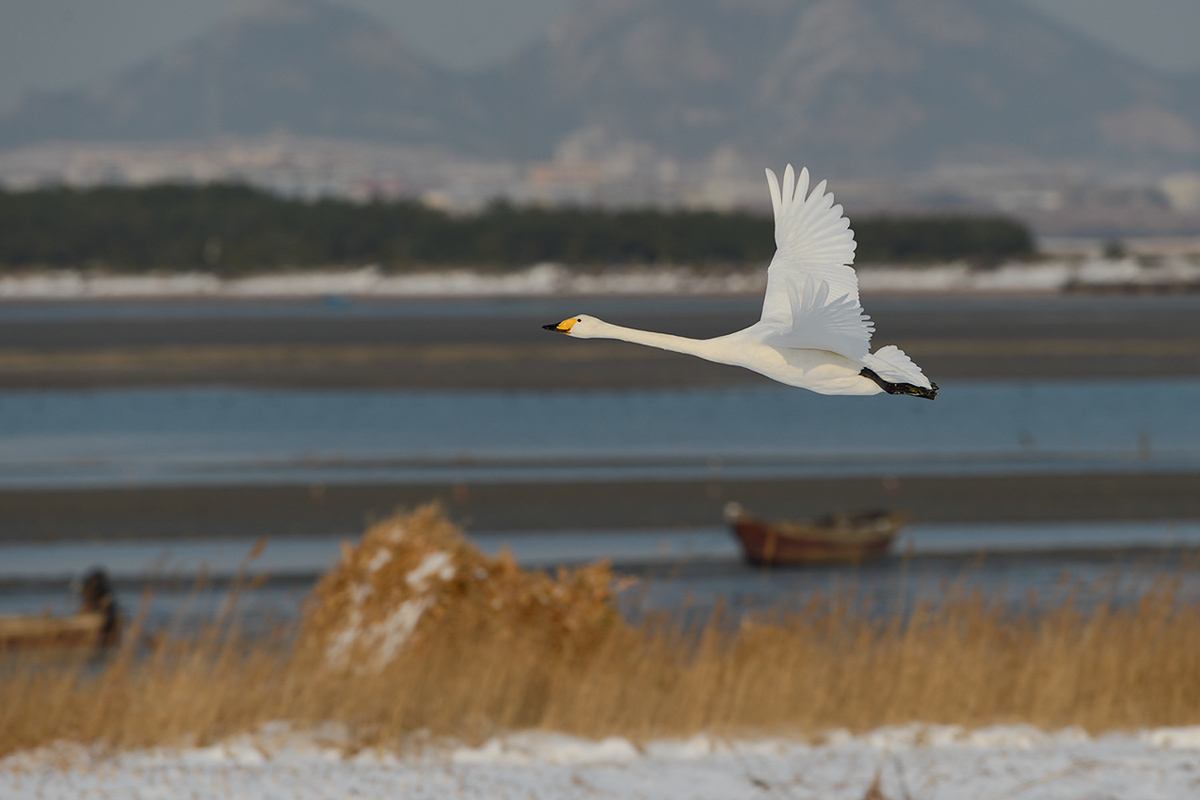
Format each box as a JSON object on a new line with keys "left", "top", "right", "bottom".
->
{"left": 1, "top": 0, "right": 1196, "bottom": 175}
{"left": 495, "top": 0, "right": 1199, "bottom": 172}
{"left": 229, "top": 0, "right": 357, "bottom": 25}
{"left": 0, "top": 0, "right": 485, "bottom": 148}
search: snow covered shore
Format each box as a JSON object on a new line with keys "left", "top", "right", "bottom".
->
{"left": 4, "top": 725, "right": 1200, "bottom": 799}
{"left": 0, "top": 257, "right": 1197, "bottom": 300}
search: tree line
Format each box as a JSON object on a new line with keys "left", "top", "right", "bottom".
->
{"left": 0, "top": 183, "right": 1034, "bottom": 273}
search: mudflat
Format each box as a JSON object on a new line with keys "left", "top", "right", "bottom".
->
{"left": 1, "top": 294, "right": 1198, "bottom": 388}
{"left": 4, "top": 293, "right": 1197, "bottom": 541}
{"left": 4, "top": 471, "right": 1199, "bottom": 541}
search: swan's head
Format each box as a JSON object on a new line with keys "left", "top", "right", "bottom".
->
{"left": 542, "top": 314, "right": 603, "bottom": 339}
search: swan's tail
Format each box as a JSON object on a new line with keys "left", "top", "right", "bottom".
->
{"left": 862, "top": 345, "right": 937, "bottom": 398}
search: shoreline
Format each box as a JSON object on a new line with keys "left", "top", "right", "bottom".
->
{"left": 3, "top": 544, "right": 1199, "bottom": 593}
{"left": 0, "top": 258, "right": 1198, "bottom": 301}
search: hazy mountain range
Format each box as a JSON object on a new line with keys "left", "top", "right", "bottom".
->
{"left": 2, "top": 0, "right": 1198, "bottom": 176}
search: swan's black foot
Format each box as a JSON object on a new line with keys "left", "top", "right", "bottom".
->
{"left": 860, "top": 367, "right": 938, "bottom": 400}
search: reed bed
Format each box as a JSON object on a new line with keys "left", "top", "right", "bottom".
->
{"left": 2, "top": 506, "right": 1199, "bottom": 757}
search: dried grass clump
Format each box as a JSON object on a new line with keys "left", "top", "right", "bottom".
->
{"left": 300, "top": 505, "right": 630, "bottom": 672}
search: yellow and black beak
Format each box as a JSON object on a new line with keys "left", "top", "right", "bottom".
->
{"left": 542, "top": 318, "right": 576, "bottom": 334}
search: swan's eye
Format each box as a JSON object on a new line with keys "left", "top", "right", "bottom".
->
{"left": 577, "top": 318, "right": 582, "bottom": 322}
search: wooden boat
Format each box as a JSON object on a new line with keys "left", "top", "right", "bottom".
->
{"left": 725, "top": 502, "right": 904, "bottom": 566}
{"left": 0, "top": 612, "right": 111, "bottom": 650}
{"left": 0, "top": 569, "right": 120, "bottom": 651}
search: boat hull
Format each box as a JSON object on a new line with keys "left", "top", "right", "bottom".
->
{"left": 732, "top": 512, "right": 901, "bottom": 566}
{"left": 0, "top": 613, "right": 109, "bottom": 650}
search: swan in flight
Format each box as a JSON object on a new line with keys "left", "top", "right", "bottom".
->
{"left": 543, "top": 164, "right": 937, "bottom": 399}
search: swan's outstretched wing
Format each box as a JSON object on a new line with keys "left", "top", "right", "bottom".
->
{"left": 759, "top": 164, "right": 872, "bottom": 361}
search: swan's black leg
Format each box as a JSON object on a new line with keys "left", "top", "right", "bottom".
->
{"left": 860, "top": 367, "right": 938, "bottom": 400}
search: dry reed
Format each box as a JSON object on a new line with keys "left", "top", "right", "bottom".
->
{"left": 1, "top": 506, "right": 1199, "bottom": 757}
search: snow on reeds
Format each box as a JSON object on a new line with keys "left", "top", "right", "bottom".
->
{"left": 302, "top": 506, "right": 626, "bottom": 671}
{"left": 2, "top": 505, "right": 1200, "bottom": 757}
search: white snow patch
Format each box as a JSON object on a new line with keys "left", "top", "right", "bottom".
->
{"left": 1, "top": 258, "right": 1196, "bottom": 300}
{"left": 323, "top": 609, "right": 363, "bottom": 665}
{"left": 324, "top": 551, "right": 454, "bottom": 667}
{"left": 6, "top": 725, "right": 1200, "bottom": 799}
{"left": 324, "top": 582, "right": 370, "bottom": 665}
{"left": 1139, "top": 726, "right": 1200, "bottom": 749}
{"left": 369, "top": 598, "right": 430, "bottom": 666}
{"left": 406, "top": 551, "right": 455, "bottom": 590}
{"left": 452, "top": 733, "right": 641, "bottom": 766}
{"left": 858, "top": 263, "right": 973, "bottom": 293}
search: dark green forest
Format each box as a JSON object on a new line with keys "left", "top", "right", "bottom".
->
{"left": 0, "top": 183, "right": 1035, "bottom": 273}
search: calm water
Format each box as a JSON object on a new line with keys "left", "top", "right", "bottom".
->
{"left": 5, "top": 521, "right": 1200, "bottom": 583}
{"left": 4, "top": 295, "right": 1200, "bottom": 625}
{"left": 3, "top": 379, "right": 1198, "bottom": 489}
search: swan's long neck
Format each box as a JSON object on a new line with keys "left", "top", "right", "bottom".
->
{"left": 594, "top": 321, "right": 712, "bottom": 359}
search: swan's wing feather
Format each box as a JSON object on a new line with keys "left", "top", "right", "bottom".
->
{"left": 762, "top": 166, "right": 858, "bottom": 306}
{"left": 762, "top": 276, "right": 875, "bottom": 361}
{"left": 765, "top": 168, "right": 782, "bottom": 220}
{"left": 760, "top": 164, "right": 868, "bottom": 359}
{"left": 863, "top": 345, "right": 932, "bottom": 390}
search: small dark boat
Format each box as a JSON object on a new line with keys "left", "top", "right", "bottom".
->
{"left": 0, "top": 568, "right": 120, "bottom": 651}
{"left": 725, "top": 503, "right": 904, "bottom": 566}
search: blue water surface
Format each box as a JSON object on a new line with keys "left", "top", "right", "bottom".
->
{"left": 1, "top": 379, "right": 1197, "bottom": 489}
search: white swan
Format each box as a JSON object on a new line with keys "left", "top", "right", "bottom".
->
{"left": 543, "top": 164, "right": 937, "bottom": 399}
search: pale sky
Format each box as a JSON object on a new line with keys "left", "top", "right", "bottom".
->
{"left": 0, "top": 0, "right": 1197, "bottom": 112}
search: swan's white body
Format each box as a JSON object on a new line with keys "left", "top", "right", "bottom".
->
{"left": 545, "top": 164, "right": 935, "bottom": 399}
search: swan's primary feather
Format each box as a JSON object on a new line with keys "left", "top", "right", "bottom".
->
{"left": 762, "top": 276, "right": 875, "bottom": 362}
{"left": 760, "top": 165, "right": 871, "bottom": 360}
{"left": 862, "top": 345, "right": 933, "bottom": 390}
